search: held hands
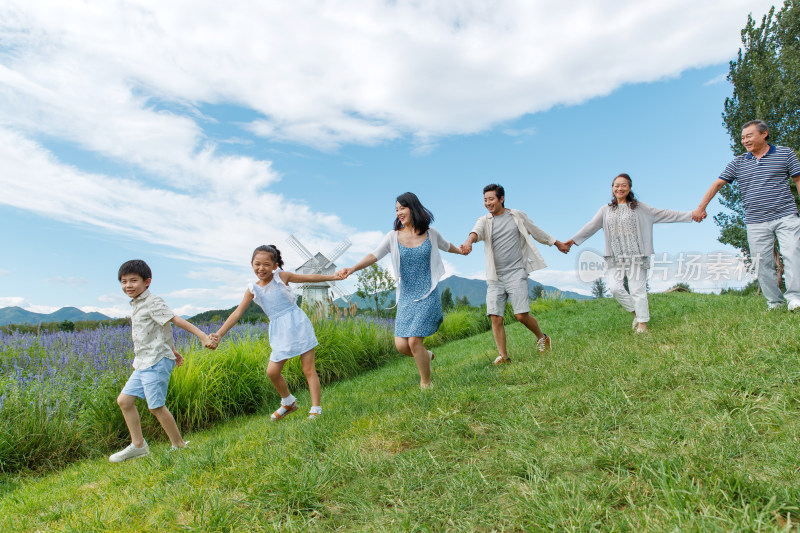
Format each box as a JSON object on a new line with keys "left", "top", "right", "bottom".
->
{"left": 691, "top": 208, "right": 707, "bottom": 222}
{"left": 204, "top": 332, "right": 220, "bottom": 350}
{"left": 459, "top": 242, "right": 473, "bottom": 255}
{"left": 555, "top": 240, "right": 572, "bottom": 254}
{"left": 335, "top": 267, "right": 353, "bottom": 279}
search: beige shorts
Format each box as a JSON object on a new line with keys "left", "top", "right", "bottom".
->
{"left": 486, "top": 270, "right": 530, "bottom": 316}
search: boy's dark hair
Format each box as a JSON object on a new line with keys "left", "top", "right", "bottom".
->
{"left": 483, "top": 184, "right": 505, "bottom": 207}
{"left": 394, "top": 191, "right": 434, "bottom": 235}
{"left": 118, "top": 259, "right": 152, "bottom": 281}
{"left": 252, "top": 245, "right": 285, "bottom": 269}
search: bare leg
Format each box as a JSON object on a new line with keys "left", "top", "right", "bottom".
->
{"left": 267, "top": 360, "right": 290, "bottom": 398}
{"left": 514, "top": 312, "right": 544, "bottom": 339}
{"left": 117, "top": 393, "right": 145, "bottom": 448}
{"left": 396, "top": 336, "right": 431, "bottom": 387}
{"left": 149, "top": 405, "right": 185, "bottom": 447}
{"left": 490, "top": 315, "right": 507, "bottom": 358}
{"left": 407, "top": 336, "right": 432, "bottom": 387}
{"left": 299, "top": 349, "right": 321, "bottom": 406}
{"left": 394, "top": 336, "right": 414, "bottom": 357}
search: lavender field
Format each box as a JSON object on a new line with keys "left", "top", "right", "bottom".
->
{"left": 0, "top": 317, "right": 398, "bottom": 474}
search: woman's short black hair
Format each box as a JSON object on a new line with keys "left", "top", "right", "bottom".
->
{"left": 118, "top": 259, "right": 152, "bottom": 281}
{"left": 251, "top": 245, "right": 285, "bottom": 269}
{"left": 394, "top": 192, "right": 434, "bottom": 235}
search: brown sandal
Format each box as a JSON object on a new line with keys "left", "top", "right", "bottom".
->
{"left": 493, "top": 355, "right": 510, "bottom": 365}
{"left": 271, "top": 401, "right": 298, "bottom": 422}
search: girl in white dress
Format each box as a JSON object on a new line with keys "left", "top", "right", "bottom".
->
{"left": 211, "top": 245, "right": 342, "bottom": 420}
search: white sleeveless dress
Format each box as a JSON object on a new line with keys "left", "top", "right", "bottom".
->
{"left": 249, "top": 275, "right": 318, "bottom": 362}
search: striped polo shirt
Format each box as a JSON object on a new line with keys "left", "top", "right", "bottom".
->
{"left": 720, "top": 144, "right": 800, "bottom": 224}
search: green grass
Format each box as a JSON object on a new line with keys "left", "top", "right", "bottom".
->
{"left": 2, "top": 293, "right": 800, "bottom": 531}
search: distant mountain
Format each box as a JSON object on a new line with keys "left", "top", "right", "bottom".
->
{"left": 189, "top": 301, "right": 265, "bottom": 323}
{"left": 334, "top": 274, "right": 589, "bottom": 309}
{"left": 0, "top": 306, "right": 111, "bottom": 326}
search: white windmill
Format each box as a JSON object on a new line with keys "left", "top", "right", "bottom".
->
{"left": 286, "top": 234, "right": 351, "bottom": 307}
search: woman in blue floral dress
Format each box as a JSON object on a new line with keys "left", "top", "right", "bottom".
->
{"left": 339, "top": 192, "right": 465, "bottom": 388}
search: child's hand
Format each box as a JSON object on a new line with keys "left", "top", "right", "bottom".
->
{"left": 200, "top": 333, "right": 217, "bottom": 350}
{"left": 335, "top": 267, "right": 351, "bottom": 279}
{"left": 207, "top": 332, "right": 221, "bottom": 349}
{"left": 172, "top": 347, "right": 184, "bottom": 367}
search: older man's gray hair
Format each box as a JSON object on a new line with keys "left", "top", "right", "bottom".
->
{"left": 743, "top": 119, "right": 770, "bottom": 139}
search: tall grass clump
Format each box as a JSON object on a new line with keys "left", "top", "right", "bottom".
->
{"left": 0, "top": 314, "right": 401, "bottom": 475}
{"left": 424, "top": 308, "right": 490, "bottom": 348}
{"left": 167, "top": 324, "right": 273, "bottom": 429}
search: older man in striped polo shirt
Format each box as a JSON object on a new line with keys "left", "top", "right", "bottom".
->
{"left": 694, "top": 119, "right": 800, "bottom": 310}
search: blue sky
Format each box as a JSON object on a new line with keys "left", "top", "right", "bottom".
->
{"left": 0, "top": 1, "right": 778, "bottom": 317}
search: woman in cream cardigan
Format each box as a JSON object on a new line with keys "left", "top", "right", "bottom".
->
{"left": 338, "top": 192, "right": 464, "bottom": 388}
{"left": 566, "top": 173, "right": 698, "bottom": 332}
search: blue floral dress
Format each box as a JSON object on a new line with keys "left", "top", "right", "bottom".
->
{"left": 394, "top": 236, "right": 443, "bottom": 338}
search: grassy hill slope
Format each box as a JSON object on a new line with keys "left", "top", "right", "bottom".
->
{"left": 2, "top": 293, "right": 800, "bottom": 531}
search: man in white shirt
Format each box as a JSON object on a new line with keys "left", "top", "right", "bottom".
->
{"left": 461, "top": 184, "right": 569, "bottom": 364}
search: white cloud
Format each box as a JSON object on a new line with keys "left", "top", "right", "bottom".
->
{"left": 81, "top": 304, "right": 131, "bottom": 319}
{"left": 0, "top": 1, "right": 773, "bottom": 152}
{"left": 459, "top": 271, "right": 488, "bottom": 280}
{"left": 0, "top": 128, "right": 375, "bottom": 269}
{"left": 97, "top": 293, "right": 125, "bottom": 304}
{"left": 0, "top": 296, "right": 28, "bottom": 308}
{"left": 529, "top": 269, "right": 592, "bottom": 295}
{"left": 172, "top": 304, "right": 216, "bottom": 318}
{"left": 704, "top": 73, "right": 729, "bottom": 86}
{"left": 503, "top": 127, "right": 537, "bottom": 137}
{"left": 0, "top": 269, "right": 10, "bottom": 276}
{"left": 441, "top": 258, "right": 461, "bottom": 279}
{"left": 25, "top": 304, "right": 60, "bottom": 314}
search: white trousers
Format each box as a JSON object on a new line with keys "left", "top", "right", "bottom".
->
{"left": 606, "top": 262, "right": 649, "bottom": 323}
{"left": 746, "top": 214, "right": 800, "bottom": 308}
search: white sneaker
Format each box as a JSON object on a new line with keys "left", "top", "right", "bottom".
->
{"left": 789, "top": 301, "right": 800, "bottom": 312}
{"left": 169, "top": 441, "right": 190, "bottom": 452}
{"left": 536, "top": 334, "right": 551, "bottom": 353}
{"left": 109, "top": 442, "right": 149, "bottom": 462}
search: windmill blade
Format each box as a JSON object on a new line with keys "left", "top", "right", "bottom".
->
{"left": 317, "top": 279, "right": 350, "bottom": 302}
{"left": 330, "top": 284, "right": 349, "bottom": 302}
{"left": 323, "top": 238, "right": 352, "bottom": 268}
{"left": 286, "top": 234, "right": 317, "bottom": 263}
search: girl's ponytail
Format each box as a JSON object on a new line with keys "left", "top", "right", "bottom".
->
{"left": 267, "top": 245, "right": 285, "bottom": 269}
{"left": 251, "top": 245, "right": 285, "bottom": 269}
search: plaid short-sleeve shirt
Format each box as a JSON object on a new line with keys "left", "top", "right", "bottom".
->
{"left": 129, "top": 289, "right": 176, "bottom": 370}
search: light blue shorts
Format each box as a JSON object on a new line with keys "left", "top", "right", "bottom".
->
{"left": 121, "top": 357, "right": 176, "bottom": 409}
